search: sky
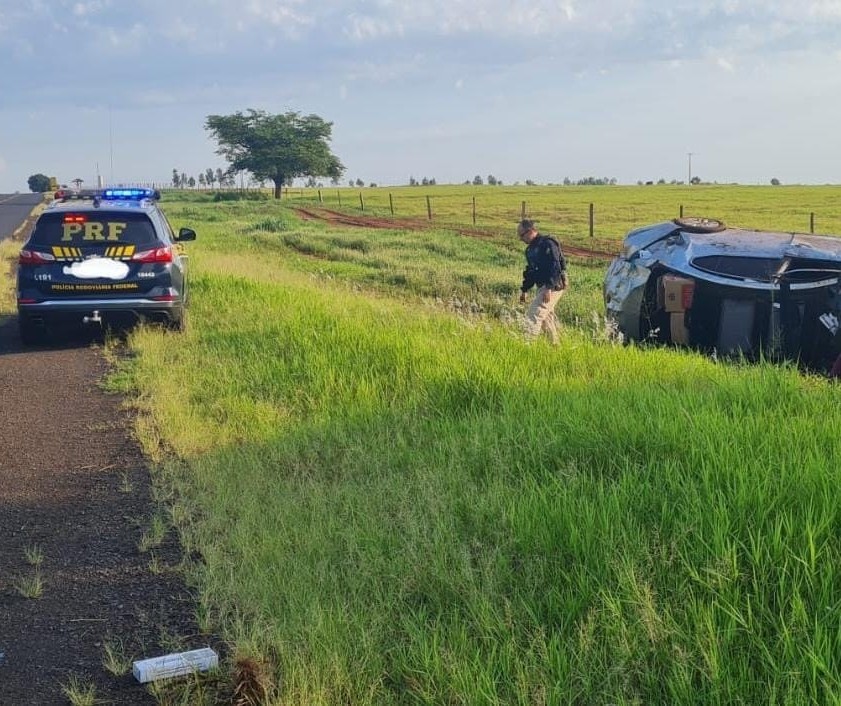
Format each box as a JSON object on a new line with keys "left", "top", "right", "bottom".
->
{"left": 1, "top": 0, "right": 841, "bottom": 192}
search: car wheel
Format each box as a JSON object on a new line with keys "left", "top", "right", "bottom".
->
{"left": 673, "top": 216, "right": 726, "bottom": 233}
{"left": 18, "top": 317, "right": 46, "bottom": 345}
{"left": 168, "top": 308, "right": 188, "bottom": 333}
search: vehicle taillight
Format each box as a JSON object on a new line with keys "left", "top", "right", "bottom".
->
{"left": 19, "top": 249, "right": 56, "bottom": 265}
{"left": 63, "top": 214, "right": 86, "bottom": 224}
{"left": 131, "top": 246, "right": 173, "bottom": 264}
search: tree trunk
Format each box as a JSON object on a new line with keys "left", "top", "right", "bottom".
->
{"left": 272, "top": 175, "right": 286, "bottom": 199}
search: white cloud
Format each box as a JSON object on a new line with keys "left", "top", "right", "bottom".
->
{"left": 342, "top": 0, "right": 578, "bottom": 38}
{"left": 73, "top": 1, "right": 110, "bottom": 17}
{"left": 160, "top": 17, "right": 199, "bottom": 43}
{"left": 344, "top": 14, "right": 404, "bottom": 40}
{"left": 808, "top": 1, "right": 841, "bottom": 19}
{"left": 345, "top": 55, "right": 425, "bottom": 83}
{"left": 243, "top": 0, "right": 312, "bottom": 29}
{"left": 4, "top": 0, "right": 841, "bottom": 192}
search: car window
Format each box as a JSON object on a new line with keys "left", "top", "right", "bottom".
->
{"left": 29, "top": 212, "right": 159, "bottom": 247}
{"left": 784, "top": 258, "right": 841, "bottom": 282}
{"left": 150, "top": 210, "right": 174, "bottom": 243}
{"left": 691, "top": 255, "right": 783, "bottom": 281}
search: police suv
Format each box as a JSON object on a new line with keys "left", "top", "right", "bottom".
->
{"left": 16, "top": 187, "right": 196, "bottom": 344}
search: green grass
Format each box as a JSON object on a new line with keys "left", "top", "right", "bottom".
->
{"left": 61, "top": 676, "right": 98, "bottom": 706}
{"left": 23, "top": 544, "right": 44, "bottom": 567}
{"left": 199, "top": 183, "right": 841, "bottom": 245}
{"left": 0, "top": 238, "right": 20, "bottom": 317}
{"left": 102, "top": 635, "right": 133, "bottom": 676}
{"left": 138, "top": 513, "right": 169, "bottom": 553}
{"left": 13, "top": 571, "right": 44, "bottom": 599}
{"left": 108, "top": 189, "right": 841, "bottom": 704}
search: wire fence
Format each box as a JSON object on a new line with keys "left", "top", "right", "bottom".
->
{"left": 166, "top": 184, "right": 841, "bottom": 247}
{"left": 290, "top": 186, "right": 841, "bottom": 245}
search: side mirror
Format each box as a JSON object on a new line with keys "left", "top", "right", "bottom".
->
{"left": 177, "top": 227, "right": 197, "bottom": 242}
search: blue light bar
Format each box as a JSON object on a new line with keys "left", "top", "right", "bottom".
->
{"left": 101, "top": 188, "right": 159, "bottom": 200}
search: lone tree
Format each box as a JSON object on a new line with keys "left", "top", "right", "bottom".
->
{"left": 27, "top": 173, "right": 51, "bottom": 193}
{"left": 205, "top": 109, "right": 344, "bottom": 199}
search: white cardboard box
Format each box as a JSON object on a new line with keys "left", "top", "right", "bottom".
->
{"left": 133, "top": 647, "right": 219, "bottom": 683}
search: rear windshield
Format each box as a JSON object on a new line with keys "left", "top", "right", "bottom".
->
{"left": 692, "top": 255, "right": 841, "bottom": 283}
{"left": 691, "top": 255, "right": 783, "bottom": 281}
{"left": 28, "top": 212, "right": 158, "bottom": 247}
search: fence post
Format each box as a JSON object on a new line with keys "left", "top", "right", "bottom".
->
{"left": 811, "top": 212, "right": 815, "bottom": 233}
{"left": 359, "top": 192, "right": 365, "bottom": 211}
{"left": 679, "top": 204, "right": 684, "bottom": 218}
{"left": 521, "top": 201, "right": 526, "bottom": 219}
{"left": 472, "top": 196, "right": 476, "bottom": 225}
{"left": 389, "top": 192, "right": 394, "bottom": 215}
{"left": 318, "top": 189, "right": 323, "bottom": 204}
{"left": 589, "top": 203, "right": 595, "bottom": 238}
{"left": 426, "top": 195, "right": 432, "bottom": 220}
{"left": 337, "top": 190, "right": 341, "bottom": 207}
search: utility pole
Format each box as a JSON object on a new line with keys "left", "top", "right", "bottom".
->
{"left": 687, "top": 152, "right": 694, "bottom": 185}
{"left": 109, "top": 105, "right": 114, "bottom": 185}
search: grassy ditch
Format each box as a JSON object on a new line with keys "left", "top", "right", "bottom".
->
{"left": 0, "top": 238, "right": 20, "bottom": 317}
{"left": 0, "top": 198, "right": 46, "bottom": 318}
{"left": 106, "top": 193, "right": 841, "bottom": 704}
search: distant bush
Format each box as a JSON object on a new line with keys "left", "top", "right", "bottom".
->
{"left": 575, "top": 176, "right": 617, "bottom": 186}
{"left": 212, "top": 190, "right": 270, "bottom": 202}
{"left": 250, "top": 218, "right": 287, "bottom": 233}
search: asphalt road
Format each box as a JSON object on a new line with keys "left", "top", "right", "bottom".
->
{"left": 0, "top": 192, "right": 44, "bottom": 240}
{"left": 0, "top": 190, "right": 204, "bottom": 703}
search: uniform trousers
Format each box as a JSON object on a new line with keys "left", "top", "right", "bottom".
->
{"left": 525, "top": 285, "right": 565, "bottom": 344}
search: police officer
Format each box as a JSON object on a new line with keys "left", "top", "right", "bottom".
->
{"left": 517, "top": 218, "right": 567, "bottom": 343}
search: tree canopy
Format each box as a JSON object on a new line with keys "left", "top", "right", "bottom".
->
{"left": 27, "top": 173, "right": 51, "bottom": 193}
{"left": 205, "top": 109, "right": 344, "bottom": 199}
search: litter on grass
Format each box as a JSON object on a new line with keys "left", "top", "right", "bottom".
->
{"left": 132, "top": 647, "right": 218, "bottom": 683}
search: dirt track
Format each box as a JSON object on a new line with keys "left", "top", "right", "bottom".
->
{"left": 0, "top": 298, "right": 202, "bottom": 699}
{"left": 293, "top": 206, "right": 619, "bottom": 260}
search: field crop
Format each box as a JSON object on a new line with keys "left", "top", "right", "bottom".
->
{"left": 278, "top": 183, "right": 841, "bottom": 249}
{"left": 108, "top": 187, "right": 841, "bottom": 704}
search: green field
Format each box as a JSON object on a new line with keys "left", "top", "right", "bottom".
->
{"left": 67, "top": 186, "right": 841, "bottom": 703}
{"left": 276, "top": 182, "right": 841, "bottom": 247}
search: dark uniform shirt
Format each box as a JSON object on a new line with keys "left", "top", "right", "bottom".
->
{"left": 521, "top": 234, "right": 567, "bottom": 292}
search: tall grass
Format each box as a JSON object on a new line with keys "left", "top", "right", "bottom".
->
{"left": 0, "top": 239, "right": 19, "bottom": 316}
{"left": 116, "top": 194, "right": 841, "bottom": 703}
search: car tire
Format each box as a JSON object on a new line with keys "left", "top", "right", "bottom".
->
{"left": 673, "top": 216, "right": 726, "bottom": 233}
{"left": 168, "top": 308, "right": 188, "bottom": 333}
{"left": 18, "top": 317, "right": 46, "bottom": 346}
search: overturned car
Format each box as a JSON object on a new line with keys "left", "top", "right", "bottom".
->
{"left": 604, "top": 217, "right": 841, "bottom": 372}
